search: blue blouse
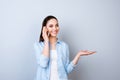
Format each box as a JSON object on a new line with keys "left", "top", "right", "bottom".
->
{"left": 33, "top": 39, "right": 76, "bottom": 80}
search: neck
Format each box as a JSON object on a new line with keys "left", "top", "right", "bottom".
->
{"left": 49, "top": 36, "right": 57, "bottom": 45}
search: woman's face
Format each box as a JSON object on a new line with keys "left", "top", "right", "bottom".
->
{"left": 46, "top": 18, "right": 60, "bottom": 37}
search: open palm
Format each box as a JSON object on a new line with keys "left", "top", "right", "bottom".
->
{"left": 78, "top": 50, "right": 96, "bottom": 56}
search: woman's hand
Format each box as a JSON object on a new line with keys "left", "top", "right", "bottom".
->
{"left": 72, "top": 50, "right": 96, "bottom": 65}
{"left": 42, "top": 27, "right": 50, "bottom": 57}
{"left": 78, "top": 50, "right": 96, "bottom": 56}
{"left": 42, "top": 26, "right": 49, "bottom": 42}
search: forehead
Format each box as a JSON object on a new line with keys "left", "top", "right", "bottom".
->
{"left": 47, "top": 19, "right": 58, "bottom": 25}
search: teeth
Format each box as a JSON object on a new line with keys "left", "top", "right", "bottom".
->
{"left": 52, "top": 32, "right": 57, "bottom": 33}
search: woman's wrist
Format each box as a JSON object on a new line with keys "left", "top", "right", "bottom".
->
{"left": 44, "top": 40, "right": 49, "bottom": 44}
{"left": 77, "top": 52, "right": 81, "bottom": 58}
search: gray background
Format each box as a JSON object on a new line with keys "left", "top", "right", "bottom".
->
{"left": 0, "top": 0, "right": 120, "bottom": 80}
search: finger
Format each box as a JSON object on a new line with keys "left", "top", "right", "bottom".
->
{"left": 42, "top": 27, "right": 46, "bottom": 38}
{"left": 91, "top": 51, "right": 96, "bottom": 53}
{"left": 92, "top": 51, "right": 96, "bottom": 53}
{"left": 44, "top": 28, "right": 48, "bottom": 35}
{"left": 89, "top": 51, "right": 96, "bottom": 54}
{"left": 84, "top": 50, "right": 91, "bottom": 54}
{"left": 46, "top": 28, "right": 49, "bottom": 35}
{"left": 42, "top": 27, "right": 45, "bottom": 34}
{"left": 43, "top": 27, "right": 47, "bottom": 35}
{"left": 46, "top": 27, "right": 48, "bottom": 31}
{"left": 44, "top": 27, "right": 48, "bottom": 34}
{"left": 87, "top": 50, "right": 96, "bottom": 53}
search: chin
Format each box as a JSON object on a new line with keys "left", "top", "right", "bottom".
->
{"left": 51, "top": 35, "right": 57, "bottom": 37}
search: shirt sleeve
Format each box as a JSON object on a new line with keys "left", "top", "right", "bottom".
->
{"left": 33, "top": 42, "right": 49, "bottom": 68}
{"left": 65, "top": 43, "right": 77, "bottom": 74}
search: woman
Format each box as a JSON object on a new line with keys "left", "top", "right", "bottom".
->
{"left": 34, "top": 15, "right": 96, "bottom": 80}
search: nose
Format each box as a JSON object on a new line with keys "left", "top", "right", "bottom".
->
{"left": 53, "top": 26, "right": 57, "bottom": 30}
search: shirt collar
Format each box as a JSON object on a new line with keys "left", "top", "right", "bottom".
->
{"left": 56, "top": 38, "right": 60, "bottom": 44}
{"left": 41, "top": 38, "right": 61, "bottom": 45}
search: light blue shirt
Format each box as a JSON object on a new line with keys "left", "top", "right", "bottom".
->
{"left": 33, "top": 39, "right": 76, "bottom": 80}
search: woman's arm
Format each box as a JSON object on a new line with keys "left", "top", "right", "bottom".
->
{"left": 64, "top": 43, "right": 96, "bottom": 73}
{"left": 72, "top": 50, "right": 96, "bottom": 65}
{"left": 42, "top": 27, "right": 50, "bottom": 57}
{"left": 42, "top": 41, "right": 49, "bottom": 57}
{"left": 34, "top": 27, "right": 50, "bottom": 68}
{"left": 34, "top": 42, "right": 49, "bottom": 68}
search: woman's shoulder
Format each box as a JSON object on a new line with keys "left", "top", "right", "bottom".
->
{"left": 33, "top": 40, "right": 69, "bottom": 47}
{"left": 58, "top": 40, "right": 69, "bottom": 47}
{"left": 34, "top": 41, "right": 44, "bottom": 47}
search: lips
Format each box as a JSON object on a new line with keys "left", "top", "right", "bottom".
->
{"left": 53, "top": 31, "right": 57, "bottom": 33}
{"left": 51, "top": 31, "right": 57, "bottom": 34}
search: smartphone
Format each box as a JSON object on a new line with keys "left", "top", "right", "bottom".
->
{"left": 46, "top": 28, "right": 49, "bottom": 37}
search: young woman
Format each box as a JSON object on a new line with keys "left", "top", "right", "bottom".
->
{"left": 34, "top": 15, "right": 96, "bottom": 80}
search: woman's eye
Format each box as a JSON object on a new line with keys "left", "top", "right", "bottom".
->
{"left": 56, "top": 24, "right": 59, "bottom": 27}
{"left": 49, "top": 25, "right": 53, "bottom": 28}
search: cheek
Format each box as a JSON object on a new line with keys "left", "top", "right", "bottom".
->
{"left": 57, "top": 27, "right": 60, "bottom": 30}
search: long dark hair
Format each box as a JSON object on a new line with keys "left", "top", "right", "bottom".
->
{"left": 39, "top": 15, "right": 58, "bottom": 42}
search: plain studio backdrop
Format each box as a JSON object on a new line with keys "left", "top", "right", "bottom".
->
{"left": 0, "top": 0, "right": 120, "bottom": 80}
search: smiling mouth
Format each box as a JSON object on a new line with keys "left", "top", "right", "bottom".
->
{"left": 52, "top": 32, "right": 57, "bottom": 34}
{"left": 51, "top": 31, "right": 57, "bottom": 34}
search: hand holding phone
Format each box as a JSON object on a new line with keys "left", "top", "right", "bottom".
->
{"left": 42, "top": 26, "right": 49, "bottom": 42}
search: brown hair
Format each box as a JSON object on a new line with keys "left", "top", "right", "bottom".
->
{"left": 39, "top": 15, "right": 58, "bottom": 42}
